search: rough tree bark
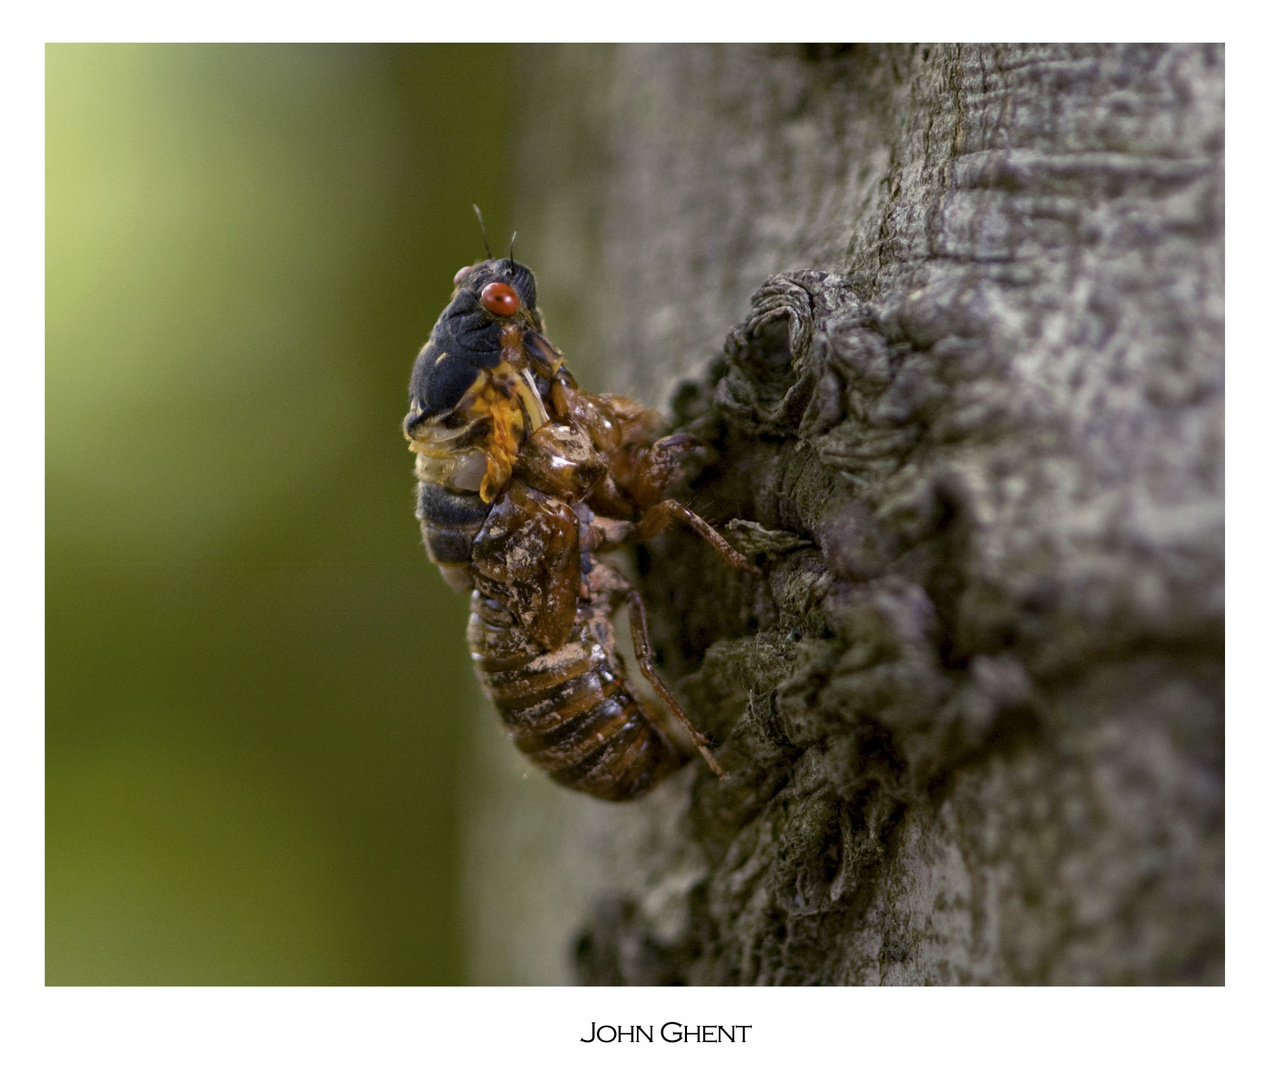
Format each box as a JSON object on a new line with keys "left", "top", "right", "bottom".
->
{"left": 463, "top": 43, "right": 1223, "bottom": 985}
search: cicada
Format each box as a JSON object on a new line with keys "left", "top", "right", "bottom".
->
{"left": 404, "top": 251, "right": 754, "bottom": 800}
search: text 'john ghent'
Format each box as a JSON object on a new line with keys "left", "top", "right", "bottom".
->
{"left": 580, "top": 1023, "right": 751, "bottom": 1044}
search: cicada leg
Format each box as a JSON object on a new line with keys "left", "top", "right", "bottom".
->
{"left": 631, "top": 499, "right": 760, "bottom": 575}
{"left": 588, "top": 562, "right": 725, "bottom": 778}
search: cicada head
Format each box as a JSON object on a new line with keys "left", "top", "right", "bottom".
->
{"left": 405, "top": 258, "right": 563, "bottom": 503}
{"left": 406, "top": 259, "right": 542, "bottom": 420}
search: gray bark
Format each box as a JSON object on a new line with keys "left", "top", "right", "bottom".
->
{"left": 464, "top": 43, "right": 1223, "bottom": 985}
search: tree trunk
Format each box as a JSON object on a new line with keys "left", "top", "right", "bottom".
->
{"left": 463, "top": 43, "right": 1223, "bottom": 985}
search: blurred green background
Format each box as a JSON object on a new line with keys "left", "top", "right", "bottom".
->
{"left": 46, "top": 43, "right": 514, "bottom": 984}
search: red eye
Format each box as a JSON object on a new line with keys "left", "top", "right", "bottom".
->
{"left": 453, "top": 265, "right": 473, "bottom": 285}
{"left": 481, "top": 281, "right": 520, "bottom": 316}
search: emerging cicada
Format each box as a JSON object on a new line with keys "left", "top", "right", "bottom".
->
{"left": 405, "top": 249, "right": 754, "bottom": 800}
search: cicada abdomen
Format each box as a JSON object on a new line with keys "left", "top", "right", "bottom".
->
{"left": 467, "top": 586, "right": 689, "bottom": 801}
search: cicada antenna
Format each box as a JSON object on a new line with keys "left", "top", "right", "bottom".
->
{"left": 472, "top": 204, "right": 494, "bottom": 261}
{"left": 508, "top": 231, "right": 518, "bottom": 271}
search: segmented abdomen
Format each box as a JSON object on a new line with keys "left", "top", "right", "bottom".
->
{"left": 416, "top": 482, "right": 489, "bottom": 592}
{"left": 467, "top": 591, "right": 687, "bottom": 801}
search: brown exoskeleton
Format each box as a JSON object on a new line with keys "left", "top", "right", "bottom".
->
{"left": 404, "top": 251, "right": 755, "bottom": 800}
